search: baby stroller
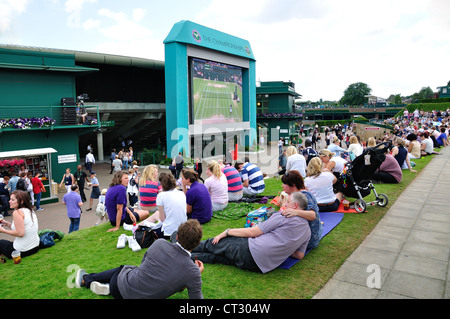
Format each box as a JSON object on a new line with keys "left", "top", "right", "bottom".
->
{"left": 337, "top": 141, "right": 391, "bottom": 213}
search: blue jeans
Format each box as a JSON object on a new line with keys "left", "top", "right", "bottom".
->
{"left": 69, "top": 217, "right": 80, "bottom": 233}
{"left": 34, "top": 192, "right": 42, "bottom": 210}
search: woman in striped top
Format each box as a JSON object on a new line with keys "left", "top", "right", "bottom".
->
{"left": 219, "top": 161, "right": 243, "bottom": 201}
{"left": 139, "top": 165, "right": 162, "bottom": 213}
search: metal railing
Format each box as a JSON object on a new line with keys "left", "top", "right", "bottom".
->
{"left": 0, "top": 105, "right": 100, "bottom": 130}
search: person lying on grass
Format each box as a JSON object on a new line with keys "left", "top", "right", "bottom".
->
{"left": 76, "top": 219, "right": 204, "bottom": 299}
{"left": 190, "top": 192, "right": 311, "bottom": 274}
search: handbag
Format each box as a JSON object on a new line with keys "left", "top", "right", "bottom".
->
{"left": 39, "top": 231, "right": 56, "bottom": 248}
{"left": 133, "top": 225, "right": 159, "bottom": 248}
{"left": 245, "top": 207, "right": 269, "bottom": 228}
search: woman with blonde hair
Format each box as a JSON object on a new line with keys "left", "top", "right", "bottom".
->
{"left": 139, "top": 165, "right": 162, "bottom": 213}
{"left": 204, "top": 160, "right": 228, "bottom": 212}
{"left": 366, "top": 137, "right": 376, "bottom": 148}
{"left": 319, "top": 149, "right": 347, "bottom": 176}
{"left": 347, "top": 135, "right": 363, "bottom": 159}
{"left": 285, "top": 145, "right": 307, "bottom": 177}
{"left": 304, "top": 157, "right": 343, "bottom": 212}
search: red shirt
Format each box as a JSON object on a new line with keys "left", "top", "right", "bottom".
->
{"left": 31, "top": 177, "right": 44, "bottom": 194}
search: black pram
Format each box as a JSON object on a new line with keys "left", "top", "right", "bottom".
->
{"left": 337, "top": 141, "right": 391, "bottom": 213}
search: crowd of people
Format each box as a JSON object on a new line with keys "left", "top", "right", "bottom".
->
{"left": 1, "top": 108, "right": 448, "bottom": 299}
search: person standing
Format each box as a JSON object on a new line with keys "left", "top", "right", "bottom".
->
{"left": 87, "top": 171, "right": 100, "bottom": 212}
{"left": 62, "top": 185, "right": 83, "bottom": 233}
{"left": 59, "top": 168, "right": 75, "bottom": 193}
{"left": 175, "top": 152, "right": 184, "bottom": 179}
{"left": 110, "top": 149, "right": 117, "bottom": 174}
{"left": 74, "top": 165, "right": 89, "bottom": 202}
{"left": 85, "top": 151, "right": 95, "bottom": 174}
{"left": 31, "top": 172, "right": 45, "bottom": 211}
{"left": 112, "top": 155, "right": 122, "bottom": 173}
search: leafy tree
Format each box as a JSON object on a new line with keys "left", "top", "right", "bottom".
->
{"left": 393, "top": 94, "right": 402, "bottom": 104}
{"left": 411, "top": 86, "right": 434, "bottom": 101}
{"left": 340, "top": 82, "right": 371, "bottom": 106}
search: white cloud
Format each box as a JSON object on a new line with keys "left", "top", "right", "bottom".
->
{"left": 0, "top": 0, "right": 29, "bottom": 33}
{"left": 132, "top": 8, "right": 147, "bottom": 22}
{"left": 97, "top": 8, "right": 153, "bottom": 41}
{"left": 65, "top": 0, "right": 97, "bottom": 28}
{"left": 192, "top": 0, "right": 450, "bottom": 101}
{"left": 89, "top": 8, "right": 161, "bottom": 59}
{"left": 82, "top": 18, "right": 100, "bottom": 30}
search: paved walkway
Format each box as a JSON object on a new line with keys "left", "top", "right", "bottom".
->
{"left": 314, "top": 146, "right": 450, "bottom": 299}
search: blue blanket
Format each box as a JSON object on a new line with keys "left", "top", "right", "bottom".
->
{"left": 278, "top": 212, "right": 344, "bottom": 269}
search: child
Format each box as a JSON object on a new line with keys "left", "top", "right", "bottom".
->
{"left": 95, "top": 188, "right": 109, "bottom": 226}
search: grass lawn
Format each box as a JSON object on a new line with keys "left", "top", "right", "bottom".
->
{"left": 0, "top": 153, "right": 436, "bottom": 299}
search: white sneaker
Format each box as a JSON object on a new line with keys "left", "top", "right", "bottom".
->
{"left": 90, "top": 281, "right": 110, "bottom": 295}
{"left": 75, "top": 269, "right": 87, "bottom": 288}
{"left": 123, "top": 223, "right": 133, "bottom": 231}
{"left": 127, "top": 236, "right": 141, "bottom": 252}
{"left": 116, "top": 234, "right": 128, "bottom": 249}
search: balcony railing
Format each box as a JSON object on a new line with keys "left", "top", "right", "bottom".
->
{"left": 0, "top": 105, "right": 100, "bottom": 131}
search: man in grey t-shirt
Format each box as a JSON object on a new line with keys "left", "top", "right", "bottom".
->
{"left": 192, "top": 192, "right": 311, "bottom": 273}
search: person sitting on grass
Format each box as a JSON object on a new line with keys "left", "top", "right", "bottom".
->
{"left": 204, "top": 160, "right": 228, "bottom": 212}
{"left": 105, "top": 171, "right": 149, "bottom": 232}
{"left": 304, "top": 157, "right": 344, "bottom": 212}
{"left": 191, "top": 192, "right": 311, "bottom": 274}
{"left": 75, "top": 219, "right": 204, "bottom": 299}
{"left": 181, "top": 168, "right": 212, "bottom": 224}
{"left": 279, "top": 170, "right": 323, "bottom": 251}
{"left": 0, "top": 190, "right": 40, "bottom": 260}
{"left": 234, "top": 160, "right": 265, "bottom": 195}
{"left": 218, "top": 160, "right": 243, "bottom": 202}
{"left": 139, "top": 173, "right": 187, "bottom": 240}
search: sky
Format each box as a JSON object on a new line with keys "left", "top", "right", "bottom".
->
{"left": 1, "top": 0, "right": 450, "bottom": 102}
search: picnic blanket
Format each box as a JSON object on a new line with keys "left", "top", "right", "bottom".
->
{"left": 333, "top": 201, "right": 359, "bottom": 213}
{"left": 278, "top": 212, "right": 344, "bottom": 269}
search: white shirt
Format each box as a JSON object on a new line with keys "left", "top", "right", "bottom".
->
{"left": 304, "top": 172, "right": 336, "bottom": 204}
{"left": 156, "top": 189, "right": 187, "bottom": 236}
{"left": 330, "top": 156, "right": 347, "bottom": 174}
{"left": 347, "top": 143, "right": 363, "bottom": 157}
{"left": 422, "top": 138, "right": 434, "bottom": 154}
{"left": 85, "top": 153, "right": 95, "bottom": 164}
{"left": 12, "top": 208, "right": 39, "bottom": 252}
{"left": 286, "top": 153, "right": 307, "bottom": 177}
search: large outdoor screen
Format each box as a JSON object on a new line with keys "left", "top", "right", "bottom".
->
{"left": 189, "top": 57, "right": 243, "bottom": 125}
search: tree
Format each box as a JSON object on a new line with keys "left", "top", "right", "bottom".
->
{"left": 411, "top": 86, "right": 434, "bottom": 101}
{"left": 340, "top": 82, "right": 371, "bottom": 106}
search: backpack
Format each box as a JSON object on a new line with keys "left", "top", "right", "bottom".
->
{"left": 95, "top": 201, "right": 107, "bottom": 217}
{"left": 16, "top": 178, "right": 27, "bottom": 191}
{"left": 303, "top": 148, "right": 318, "bottom": 165}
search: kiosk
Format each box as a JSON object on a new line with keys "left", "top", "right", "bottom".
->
{"left": 0, "top": 148, "right": 59, "bottom": 204}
